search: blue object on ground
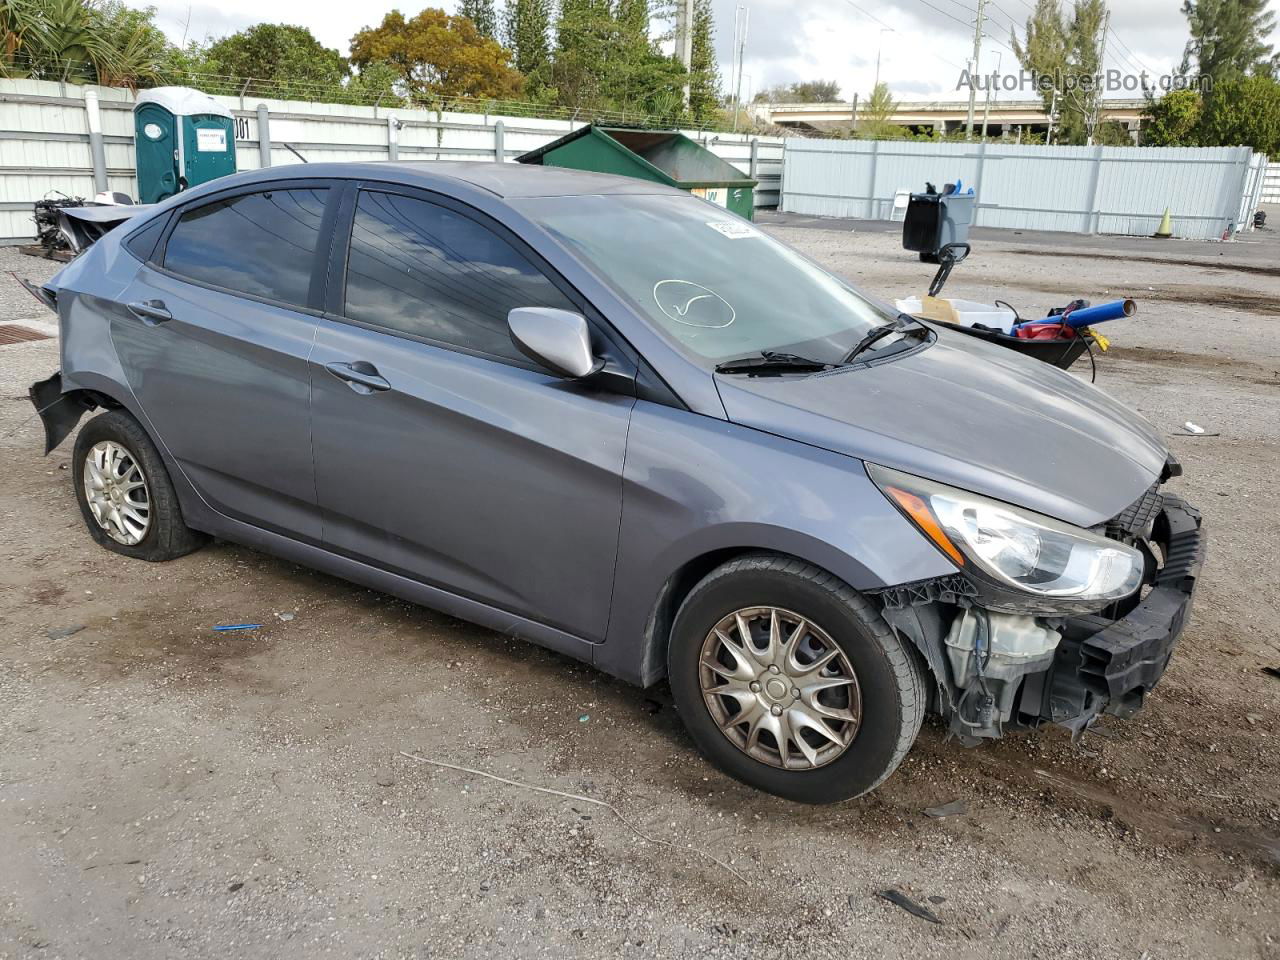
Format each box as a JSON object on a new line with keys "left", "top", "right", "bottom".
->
{"left": 213, "top": 623, "right": 262, "bottom": 631}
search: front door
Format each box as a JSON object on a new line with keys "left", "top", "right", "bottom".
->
{"left": 308, "top": 187, "right": 635, "bottom": 641}
{"left": 112, "top": 184, "right": 333, "bottom": 541}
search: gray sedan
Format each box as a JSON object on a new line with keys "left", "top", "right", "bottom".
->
{"left": 28, "top": 163, "right": 1204, "bottom": 803}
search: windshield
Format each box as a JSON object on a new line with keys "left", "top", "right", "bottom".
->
{"left": 518, "top": 194, "right": 898, "bottom": 365}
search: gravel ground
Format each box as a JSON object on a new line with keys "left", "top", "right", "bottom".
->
{"left": 1, "top": 223, "right": 1278, "bottom": 960}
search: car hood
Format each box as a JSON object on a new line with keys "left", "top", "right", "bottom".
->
{"left": 714, "top": 327, "right": 1170, "bottom": 528}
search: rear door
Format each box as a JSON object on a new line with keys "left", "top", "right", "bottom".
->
{"left": 112, "top": 181, "right": 335, "bottom": 541}
{"left": 308, "top": 185, "right": 636, "bottom": 640}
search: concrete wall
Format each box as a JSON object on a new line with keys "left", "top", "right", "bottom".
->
{"left": 781, "top": 137, "right": 1266, "bottom": 241}
{"left": 0, "top": 78, "right": 784, "bottom": 242}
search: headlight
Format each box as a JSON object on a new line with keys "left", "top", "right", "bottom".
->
{"left": 868, "top": 464, "right": 1144, "bottom": 607}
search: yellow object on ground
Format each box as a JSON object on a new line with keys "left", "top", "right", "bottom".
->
{"left": 1154, "top": 207, "right": 1173, "bottom": 238}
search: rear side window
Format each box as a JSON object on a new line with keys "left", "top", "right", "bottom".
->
{"left": 124, "top": 216, "right": 166, "bottom": 263}
{"left": 163, "top": 188, "right": 328, "bottom": 307}
{"left": 343, "top": 190, "right": 574, "bottom": 363}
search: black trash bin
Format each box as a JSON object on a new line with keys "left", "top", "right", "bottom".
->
{"left": 903, "top": 185, "right": 975, "bottom": 262}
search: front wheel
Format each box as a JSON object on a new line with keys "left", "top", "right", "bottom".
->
{"left": 667, "top": 555, "right": 925, "bottom": 803}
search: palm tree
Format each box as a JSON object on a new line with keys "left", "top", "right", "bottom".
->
{"left": 0, "top": 0, "right": 50, "bottom": 77}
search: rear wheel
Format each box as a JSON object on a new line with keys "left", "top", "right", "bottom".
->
{"left": 72, "top": 410, "right": 207, "bottom": 561}
{"left": 668, "top": 555, "right": 924, "bottom": 803}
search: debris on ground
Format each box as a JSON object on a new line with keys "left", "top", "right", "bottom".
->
{"left": 398, "top": 752, "right": 746, "bottom": 883}
{"left": 1177, "top": 421, "right": 1220, "bottom": 437}
{"left": 46, "top": 624, "right": 84, "bottom": 640}
{"left": 1263, "top": 667, "right": 1280, "bottom": 681}
{"left": 275, "top": 611, "right": 295, "bottom": 622}
{"left": 213, "top": 623, "right": 261, "bottom": 632}
{"left": 876, "top": 888, "right": 943, "bottom": 924}
{"left": 923, "top": 799, "right": 968, "bottom": 819}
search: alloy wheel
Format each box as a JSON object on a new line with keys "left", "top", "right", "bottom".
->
{"left": 83, "top": 440, "right": 151, "bottom": 546}
{"left": 698, "top": 606, "right": 862, "bottom": 770}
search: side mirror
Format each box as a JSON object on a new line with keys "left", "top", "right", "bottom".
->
{"left": 508, "top": 307, "right": 604, "bottom": 379}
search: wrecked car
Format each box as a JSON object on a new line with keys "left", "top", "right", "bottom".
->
{"left": 28, "top": 163, "right": 1205, "bottom": 803}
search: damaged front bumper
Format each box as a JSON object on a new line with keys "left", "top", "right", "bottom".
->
{"left": 880, "top": 494, "right": 1206, "bottom": 742}
{"left": 1017, "top": 495, "right": 1204, "bottom": 735}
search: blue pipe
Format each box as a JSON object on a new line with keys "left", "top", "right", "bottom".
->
{"left": 1013, "top": 298, "right": 1136, "bottom": 331}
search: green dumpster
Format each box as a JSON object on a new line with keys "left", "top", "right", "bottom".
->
{"left": 517, "top": 125, "right": 758, "bottom": 221}
{"left": 133, "top": 87, "right": 236, "bottom": 204}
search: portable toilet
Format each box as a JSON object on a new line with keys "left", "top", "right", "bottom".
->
{"left": 517, "top": 125, "right": 758, "bottom": 220}
{"left": 133, "top": 87, "right": 236, "bottom": 203}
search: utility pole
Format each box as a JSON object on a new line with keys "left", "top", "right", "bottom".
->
{"left": 873, "top": 27, "right": 892, "bottom": 93}
{"left": 675, "top": 0, "right": 694, "bottom": 108}
{"left": 850, "top": 92, "right": 859, "bottom": 133}
{"left": 1046, "top": 88, "right": 1058, "bottom": 144}
{"left": 1086, "top": 7, "right": 1110, "bottom": 145}
{"left": 981, "top": 51, "right": 1001, "bottom": 140}
{"left": 964, "top": 0, "right": 987, "bottom": 139}
{"left": 731, "top": 5, "right": 749, "bottom": 133}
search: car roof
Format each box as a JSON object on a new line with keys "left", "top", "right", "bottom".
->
{"left": 212, "top": 160, "right": 686, "bottom": 200}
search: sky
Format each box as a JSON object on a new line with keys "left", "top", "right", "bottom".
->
{"left": 141, "top": 0, "right": 1280, "bottom": 104}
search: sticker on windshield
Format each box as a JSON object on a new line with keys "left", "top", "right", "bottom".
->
{"left": 706, "top": 221, "right": 758, "bottom": 239}
{"left": 653, "top": 280, "right": 736, "bottom": 328}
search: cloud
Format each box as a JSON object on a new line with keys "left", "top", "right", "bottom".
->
{"left": 138, "top": 0, "right": 1277, "bottom": 103}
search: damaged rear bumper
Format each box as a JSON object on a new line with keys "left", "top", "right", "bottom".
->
{"left": 1017, "top": 495, "right": 1205, "bottom": 733}
{"left": 29, "top": 371, "right": 95, "bottom": 454}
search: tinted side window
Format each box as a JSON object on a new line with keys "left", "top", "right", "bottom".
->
{"left": 344, "top": 190, "right": 574, "bottom": 362}
{"left": 163, "top": 188, "right": 328, "bottom": 307}
{"left": 124, "top": 215, "right": 167, "bottom": 263}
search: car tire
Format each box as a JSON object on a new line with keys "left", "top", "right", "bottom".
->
{"left": 72, "top": 409, "right": 207, "bottom": 562}
{"left": 668, "top": 554, "right": 925, "bottom": 804}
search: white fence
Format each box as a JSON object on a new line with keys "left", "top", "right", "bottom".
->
{"left": 1262, "top": 163, "right": 1280, "bottom": 204}
{"left": 0, "top": 77, "right": 784, "bottom": 243}
{"left": 781, "top": 137, "right": 1269, "bottom": 241}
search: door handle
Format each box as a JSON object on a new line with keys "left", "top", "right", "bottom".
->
{"left": 325, "top": 360, "right": 390, "bottom": 393}
{"left": 127, "top": 300, "right": 172, "bottom": 325}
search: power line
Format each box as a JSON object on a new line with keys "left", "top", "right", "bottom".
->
{"left": 838, "top": 0, "right": 967, "bottom": 71}
{"left": 1107, "top": 26, "right": 1158, "bottom": 76}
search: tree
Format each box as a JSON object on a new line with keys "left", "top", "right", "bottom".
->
{"left": 351, "top": 8, "right": 522, "bottom": 100}
{"left": 1011, "top": 0, "right": 1108, "bottom": 144}
{"left": 203, "top": 24, "right": 348, "bottom": 96}
{"left": 1197, "top": 73, "right": 1280, "bottom": 152}
{"left": 0, "top": 0, "right": 48, "bottom": 76}
{"left": 687, "top": 0, "right": 720, "bottom": 125}
{"left": 501, "top": 0, "right": 551, "bottom": 80}
{"left": 92, "top": 2, "right": 173, "bottom": 88}
{"left": 458, "top": 0, "right": 498, "bottom": 39}
{"left": 603, "top": 0, "right": 685, "bottom": 118}
{"left": 792, "top": 79, "right": 841, "bottom": 102}
{"left": 1142, "top": 88, "right": 1204, "bottom": 145}
{"left": 23, "top": 0, "right": 113, "bottom": 82}
{"left": 343, "top": 60, "right": 401, "bottom": 103}
{"left": 1181, "top": 0, "right": 1275, "bottom": 87}
{"left": 550, "top": 0, "right": 612, "bottom": 109}
{"left": 857, "top": 81, "right": 904, "bottom": 138}
{"left": 755, "top": 80, "right": 843, "bottom": 103}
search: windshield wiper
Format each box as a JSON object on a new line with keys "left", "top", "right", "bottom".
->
{"left": 714, "top": 351, "right": 836, "bottom": 376}
{"left": 842, "top": 317, "right": 927, "bottom": 364}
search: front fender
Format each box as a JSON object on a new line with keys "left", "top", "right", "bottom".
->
{"left": 596, "top": 402, "right": 956, "bottom": 685}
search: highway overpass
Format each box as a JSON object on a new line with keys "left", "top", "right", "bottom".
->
{"left": 748, "top": 99, "right": 1148, "bottom": 141}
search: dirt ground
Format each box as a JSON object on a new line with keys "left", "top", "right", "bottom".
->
{"left": 1, "top": 216, "right": 1277, "bottom": 960}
